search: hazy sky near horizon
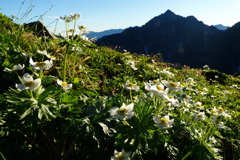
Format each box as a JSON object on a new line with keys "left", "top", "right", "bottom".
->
{"left": 1, "top": 0, "right": 240, "bottom": 33}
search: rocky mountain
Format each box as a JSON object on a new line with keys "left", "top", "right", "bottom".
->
{"left": 86, "top": 29, "right": 125, "bottom": 39}
{"left": 214, "top": 24, "right": 229, "bottom": 30}
{"left": 97, "top": 10, "right": 240, "bottom": 74}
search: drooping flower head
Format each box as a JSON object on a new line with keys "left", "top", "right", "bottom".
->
{"left": 4, "top": 64, "right": 25, "bottom": 72}
{"left": 70, "top": 13, "right": 80, "bottom": 20}
{"left": 16, "top": 73, "right": 41, "bottom": 91}
{"left": 109, "top": 103, "right": 134, "bottom": 120}
{"left": 153, "top": 115, "right": 174, "bottom": 129}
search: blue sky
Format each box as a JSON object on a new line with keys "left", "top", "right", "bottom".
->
{"left": 1, "top": 0, "right": 240, "bottom": 33}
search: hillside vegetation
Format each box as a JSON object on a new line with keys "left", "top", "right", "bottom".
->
{"left": 0, "top": 13, "right": 239, "bottom": 160}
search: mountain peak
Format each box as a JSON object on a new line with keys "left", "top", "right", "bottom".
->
{"left": 164, "top": 10, "right": 175, "bottom": 15}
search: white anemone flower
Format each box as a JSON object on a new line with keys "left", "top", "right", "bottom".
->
{"left": 4, "top": 64, "right": 25, "bottom": 72}
{"left": 166, "top": 95, "right": 180, "bottom": 107}
{"left": 193, "top": 112, "right": 206, "bottom": 121}
{"left": 178, "top": 92, "right": 192, "bottom": 101}
{"left": 162, "top": 80, "right": 182, "bottom": 91}
{"left": 22, "top": 52, "right": 35, "bottom": 57}
{"left": 153, "top": 115, "right": 174, "bottom": 129}
{"left": 70, "top": 13, "right": 80, "bottom": 20}
{"left": 111, "top": 150, "right": 131, "bottom": 160}
{"left": 148, "top": 84, "right": 169, "bottom": 98}
{"left": 37, "top": 50, "right": 48, "bottom": 56}
{"left": 159, "top": 69, "right": 174, "bottom": 77}
{"left": 109, "top": 103, "right": 134, "bottom": 120}
{"left": 123, "top": 81, "right": 140, "bottom": 91}
{"left": 194, "top": 102, "right": 204, "bottom": 110}
{"left": 16, "top": 73, "right": 41, "bottom": 91}
{"left": 126, "top": 60, "right": 138, "bottom": 70}
{"left": 30, "top": 58, "right": 53, "bottom": 70}
{"left": 212, "top": 118, "right": 226, "bottom": 129}
{"left": 57, "top": 79, "right": 72, "bottom": 90}
{"left": 46, "top": 54, "right": 57, "bottom": 60}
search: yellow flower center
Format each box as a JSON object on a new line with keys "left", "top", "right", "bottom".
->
{"left": 50, "top": 55, "right": 56, "bottom": 59}
{"left": 156, "top": 85, "right": 163, "bottom": 91}
{"left": 36, "top": 62, "right": 46, "bottom": 67}
{"left": 211, "top": 110, "right": 217, "bottom": 114}
{"left": 126, "top": 83, "right": 135, "bottom": 88}
{"left": 181, "top": 94, "right": 188, "bottom": 99}
{"left": 169, "top": 82, "right": 177, "bottom": 88}
{"left": 196, "top": 103, "right": 201, "bottom": 107}
{"left": 217, "top": 107, "right": 224, "bottom": 112}
{"left": 116, "top": 153, "right": 124, "bottom": 160}
{"left": 61, "top": 82, "right": 68, "bottom": 87}
{"left": 24, "top": 81, "right": 35, "bottom": 87}
{"left": 215, "top": 120, "right": 220, "bottom": 124}
{"left": 152, "top": 80, "right": 159, "bottom": 84}
{"left": 197, "top": 114, "right": 203, "bottom": 118}
{"left": 168, "top": 96, "right": 173, "bottom": 99}
{"left": 159, "top": 118, "right": 168, "bottom": 124}
{"left": 117, "top": 108, "right": 127, "bottom": 116}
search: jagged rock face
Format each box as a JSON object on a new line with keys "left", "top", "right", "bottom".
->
{"left": 97, "top": 10, "right": 240, "bottom": 74}
{"left": 24, "top": 21, "right": 53, "bottom": 38}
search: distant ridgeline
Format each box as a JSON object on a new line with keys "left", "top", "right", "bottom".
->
{"left": 97, "top": 10, "right": 240, "bottom": 74}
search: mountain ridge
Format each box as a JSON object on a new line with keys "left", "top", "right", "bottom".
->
{"left": 97, "top": 10, "right": 240, "bottom": 74}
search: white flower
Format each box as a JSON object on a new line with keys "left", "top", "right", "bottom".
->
{"left": 144, "top": 79, "right": 161, "bottom": 92}
{"left": 16, "top": 73, "right": 41, "bottom": 91}
{"left": 70, "top": 13, "right": 80, "bottom": 20}
{"left": 4, "top": 64, "right": 25, "bottom": 72}
{"left": 57, "top": 79, "right": 72, "bottom": 90}
{"left": 159, "top": 69, "right": 174, "bottom": 77}
{"left": 126, "top": 60, "right": 138, "bottom": 70}
{"left": 166, "top": 95, "right": 180, "bottom": 107}
{"left": 162, "top": 80, "right": 182, "bottom": 91}
{"left": 30, "top": 58, "right": 53, "bottom": 70}
{"left": 37, "top": 50, "right": 48, "bottom": 56}
{"left": 37, "top": 50, "right": 57, "bottom": 60}
{"left": 123, "top": 81, "right": 140, "bottom": 91}
{"left": 193, "top": 112, "right": 206, "bottom": 121}
{"left": 186, "top": 77, "right": 196, "bottom": 86}
{"left": 109, "top": 103, "right": 134, "bottom": 120}
{"left": 148, "top": 84, "right": 169, "bottom": 98}
{"left": 46, "top": 54, "right": 57, "bottom": 60}
{"left": 153, "top": 115, "right": 174, "bottom": 129}
{"left": 212, "top": 118, "right": 226, "bottom": 129}
{"left": 207, "top": 107, "right": 219, "bottom": 115}
{"left": 60, "top": 16, "right": 73, "bottom": 22}
{"left": 178, "top": 92, "right": 192, "bottom": 101}
{"left": 194, "top": 102, "right": 204, "bottom": 110}
{"left": 111, "top": 150, "right": 131, "bottom": 160}
{"left": 22, "top": 52, "right": 35, "bottom": 57}
{"left": 203, "top": 65, "right": 210, "bottom": 69}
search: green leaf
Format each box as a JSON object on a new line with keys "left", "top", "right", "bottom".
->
{"left": 73, "top": 77, "right": 80, "bottom": 84}
{"left": 181, "top": 151, "right": 193, "bottom": 160}
{"left": 84, "top": 91, "right": 97, "bottom": 97}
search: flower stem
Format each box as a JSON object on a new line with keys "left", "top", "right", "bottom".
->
{"left": 130, "top": 90, "right": 133, "bottom": 103}
{"left": 72, "top": 19, "right": 76, "bottom": 39}
{"left": 63, "top": 50, "right": 68, "bottom": 82}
